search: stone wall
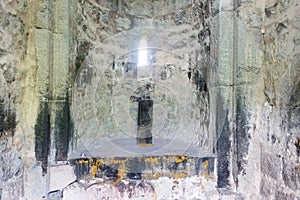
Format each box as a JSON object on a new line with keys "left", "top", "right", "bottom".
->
{"left": 0, "top": 0, "right": 76, "bottom": 199}
{"left": 0, "top": 0, "right": 299, "bottom": 199}
{"left": 73, "top": 0, "right": 212, "bottom": 156}
{"left": 0, "top": 0, "right": 24, "bottom": 199}
{"left": 210, "top": 0, "right": 300, "bottom": 199}
{"left": 209, "top": 0, "right": 264, "bottom": 196}
{"left": 259, "top": 0, "right": 300, "bottom": 199}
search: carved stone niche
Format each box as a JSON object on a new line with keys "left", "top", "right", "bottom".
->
{"left": 70, "top": 28, "right": 213, "bottom": 181}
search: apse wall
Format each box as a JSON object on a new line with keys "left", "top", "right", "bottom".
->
{"left": 72, "top": 0, "right": 211, "bottom": 157}
{"left": 0, "top": 0, "right": 299, "bottom": 199}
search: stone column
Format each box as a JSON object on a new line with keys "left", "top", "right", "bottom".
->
{"left": 23, "top": 0, "right": 52, "bottom": 198}
{"left": 233, "top": 2, "right": 263, "bottom": 197}
{"left": 210, "top": 0, "right": 263, "bottom": 195}
{"left": 49, "top": 0, "right": 72, "bottom": 161}
{"left": 210, "top": 0, "right": 236, "bottom": 190}
{"left": 34, "top": 0, "right": 51, "bottom": 175}
{"left": 24, "top": 0, "right": 75, "bottom": 198}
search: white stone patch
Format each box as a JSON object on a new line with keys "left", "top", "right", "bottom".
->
{"left": 49, "top": 164, "right": 76, "bottom": 192}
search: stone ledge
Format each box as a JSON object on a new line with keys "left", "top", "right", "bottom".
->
{"left": 68, "top": 155, "right": 215, "bottom": 187}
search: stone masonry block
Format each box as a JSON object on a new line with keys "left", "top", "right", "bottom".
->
{"left": 52, "top": 0, "right": 69, "bottom": 34}
{"left": 211, "top": 0, "right": 234, "bottom": 16}
{"left": 49, "top": 164, "right": 76, "bottom": 191}
{"left": 261, "top": 151, "right": 281, "bottom": 180}
{"left": 52, "top": 33, "right": 69, "bottom": 99}
{"left": 210, "top": 11, "right": 234, "bottom": 87}
{"left": 236, "top": 22, "right": 262, "bottom": 86}
{"left": 35, "top": 28, "right": 51, "bottom": 97}
{"left": 35, "top": 0, "right": 50, "bottom": 29}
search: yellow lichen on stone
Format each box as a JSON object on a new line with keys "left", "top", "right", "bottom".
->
{"left": 139, "top": 143, "right": 153, "bottom": 147}
{"left": 118, "top": 159, "right": 127, "bottom": 179}
{"left": 153, "top": 172, "right": 163, "bottom": 179}
{"left": 204, "top": 160, "right": 209, "bottom": 179}
{"left": 176, "top": 156, "right": 186, "bottom": 163}
{"left": 172, "top": 173, "right": 188, "bottom": 179}
{"left": 145, "top": 157, "right": 160, "bottom": 165}
{"left": 91, "top": 165, "right": 97, "bottom": 177}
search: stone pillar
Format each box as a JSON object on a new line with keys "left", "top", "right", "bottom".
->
{"left": 22, "top": 0, "right": 75, "bottom": 199}
{"left": 22, "top": 0, "right": 52, "bottom": 199}
{"left": 49, "top": 0, "right": 72, "bottom": 161}
{"left": 210, "top": 0, "right": 263, "bottom": 195}
{"left": 34, "top": 0, "right": 51, "bottom": 175}
{"left": 210, "top": 0, "right": 236, "bottom": 190}
{"left": 233, "top": 3, "right": 263, "bottom": 197}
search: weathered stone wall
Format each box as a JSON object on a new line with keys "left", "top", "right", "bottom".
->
{"left": 210, "top": 0, "right": 300, "bottom": 199}
{"left": 0, "top": 0, "right": 76, "bottom": 199}
{"left": 259, "top": 0, "right": 300, "bottom": 199}
{"left": 0, "top": 0, "right": 24, "bottom": 199}
{"left": 209, "top": 0, "right": 263, "bottom": 196}
{"left": 73, "top": 0, "right": 212, "bottom": 156}
{"left": 0, "top": 0, "right": 299, "bottom": 199}
{"left": 210, "top": 0, "right": 299, "bottom": 199}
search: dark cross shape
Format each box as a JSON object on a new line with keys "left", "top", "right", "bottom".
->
{"left": 137, "top": 95, "right": 153, "bottom": 145}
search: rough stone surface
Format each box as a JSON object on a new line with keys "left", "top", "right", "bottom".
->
{"left": 0, "top": 0, "right": 25, "bottom": 199}
{"left": 62, "top": 176, "right": 218, "bottom": 200}
{"left": 258, "top": 0, "right": 300, "bottom": 199}
{"left": 0, "top": 0, "right": 299, "bottom": 199}
{"left": 49, "top": 164, "right": 76, "bottom": 192}
{"left": 73, "top": 0, "right": 211, "bottom": 156}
